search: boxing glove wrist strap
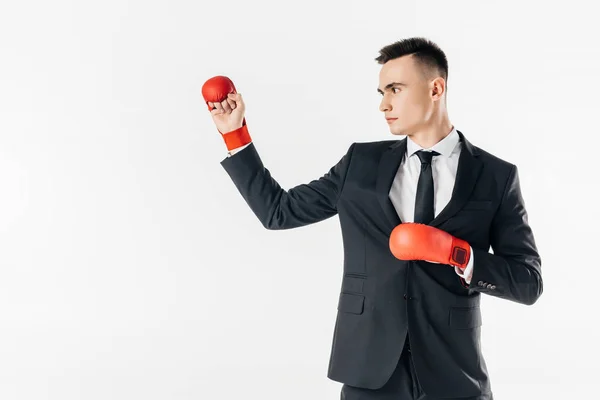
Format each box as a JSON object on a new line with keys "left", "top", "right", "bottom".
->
{"left": 221, "top": 119, "right": 252, "bottom": 151}
{"left": 450, "top": 237, "right": 471, "bottom": 269}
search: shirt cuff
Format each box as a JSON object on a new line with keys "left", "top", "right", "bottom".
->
{"left": 454, "top": 246, "right": 474, "bottom": 284}
{"left": 227, "top": 142, "right": 252, "bottom": 157}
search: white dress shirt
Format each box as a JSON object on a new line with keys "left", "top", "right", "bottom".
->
{"left": 389, "top": 127, "right": 474, "bottom": 283}
{"left": 226, "top": 127, "right": 474, "bottom": 283}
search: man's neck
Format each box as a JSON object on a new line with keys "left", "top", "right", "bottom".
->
{"left": 408, "top": 119, "right": 453, "bottom": 149}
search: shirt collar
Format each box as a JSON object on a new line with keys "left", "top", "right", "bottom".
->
{"left": 406, "top": 126, "right": 460, "bottom": 158}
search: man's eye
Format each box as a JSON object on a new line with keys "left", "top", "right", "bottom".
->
{"left": 379, "top": 88, "right": 401, "bottom": 96}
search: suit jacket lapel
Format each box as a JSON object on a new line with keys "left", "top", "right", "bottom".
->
{"left": 375, "top": 130, "right": 483, "bottom": 231}
{"left": 376, "top": 139, "right": 405, "bottom": 231}
{"left": 430, "top": 130, "right": 483, "bottom": 228}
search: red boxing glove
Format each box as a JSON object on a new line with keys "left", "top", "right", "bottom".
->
{"left": 201, "top": 75, "right": 251, "bottom": 150}
{"left": 201, "top": 75, "right": 238, "bottom": 112}
{"left": 389, "top": 223, "right": 471, "bottom": 269}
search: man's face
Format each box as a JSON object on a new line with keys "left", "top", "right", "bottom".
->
{"left": 378, "top": 55, "right": 441, "bottom": 136}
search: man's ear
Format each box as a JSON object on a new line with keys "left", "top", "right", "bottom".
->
{"left": 431, "top": 78, "right": 445, "bottom": 100}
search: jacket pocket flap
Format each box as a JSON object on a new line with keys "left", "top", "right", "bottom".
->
{"left": 338, "top": 293, "right": 365, "bottom": 315}
{"left": 462, "top": 200, "right": 492, "bottom": 210}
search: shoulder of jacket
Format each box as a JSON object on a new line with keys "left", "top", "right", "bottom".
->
{"left": 474, "top": 146, "right": 516, "bottom": 171}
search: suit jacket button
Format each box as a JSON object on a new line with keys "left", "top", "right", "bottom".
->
{"left": 478, "top": 281, "right": 484, "bottom": 286}
{"left": 403, "top": 294, "right": 407, "bottom": 300}
{"left": 490, "top": 285, "right": 496, "bottom": 290}
{"left": 486, "top": 284, "right": 493, "bottom": 289}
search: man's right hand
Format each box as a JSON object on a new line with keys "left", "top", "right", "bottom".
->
{"left": 202, "top": 75, "right": 251, "bottom": 152}
{"left": 208, "top": 92, "right": 246, "bottom": 134}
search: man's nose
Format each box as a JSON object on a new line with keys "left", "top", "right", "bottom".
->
{"left": 379, "top": 100, "right": 391, "bottom": 112}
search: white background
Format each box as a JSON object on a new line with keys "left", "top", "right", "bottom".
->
{"left": 0, "top": 0, "right": 598, "bottom": 399}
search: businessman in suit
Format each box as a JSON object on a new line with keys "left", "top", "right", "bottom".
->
{"left": 207, "top": 37, "right": 542, "bottom": 399}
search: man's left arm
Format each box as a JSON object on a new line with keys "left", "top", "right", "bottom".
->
{"left": 464, "top": 165, "right": 542, "bottom": 305}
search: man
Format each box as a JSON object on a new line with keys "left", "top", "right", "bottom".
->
{"left": 207, "top": 37, "right": 542, "bottom": 400}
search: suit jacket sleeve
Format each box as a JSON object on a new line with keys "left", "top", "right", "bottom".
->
{"left": 220, "top": 141, "right": 356, "bottom": 230}
{"left": 468, "top": 165, "right": 543, "bottom": 305}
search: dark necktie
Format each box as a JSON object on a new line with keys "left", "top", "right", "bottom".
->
{"left": 414, "top": 150, "right": 440, "bottom": 224}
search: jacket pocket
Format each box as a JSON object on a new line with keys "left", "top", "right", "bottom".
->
{"left": 337, "top": 293, "right": 365, "bottom": 315}
{"left": 449, "top": 306, "right": 482, "bottom": 329}
{"left": 462, "top": 200, "right": 492, "bottom": 210}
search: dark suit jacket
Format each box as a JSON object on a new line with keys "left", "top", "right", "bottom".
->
{"left": 220, "top": 131, "right": 542, "bottom": 398}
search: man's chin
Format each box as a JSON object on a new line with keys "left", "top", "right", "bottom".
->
{"left": 390, "top": 127, "right": 407, "bottom": 136}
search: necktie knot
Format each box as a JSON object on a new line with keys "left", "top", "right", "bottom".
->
{"left": 415, "top": 150, "right": 439, "bottom": 165}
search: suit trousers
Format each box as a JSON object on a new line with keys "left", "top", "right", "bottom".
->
{"left": 340, "top": 337, "right": 493, "bottom": 400}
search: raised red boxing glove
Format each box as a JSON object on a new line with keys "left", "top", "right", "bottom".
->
{"left": 202, "top": 75, "right": 238, "bottom": 112}
{"left": 389, "top": 223, "right": 471, "bottom": 269}
{"left": 201, "top": 75, "right": 251, "bottom": 150}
